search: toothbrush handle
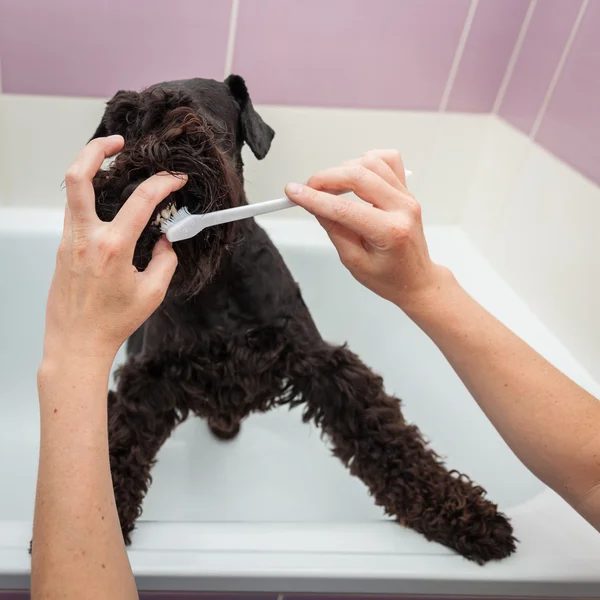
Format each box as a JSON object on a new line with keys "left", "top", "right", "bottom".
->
{"left": 202, "top": 197, "right": 293, "bottom": 228}
{"left": 205, "top": 190, "right": 351, "bottom": 228}
{"left": 245, "top": 196, "right": 296, "bottom": 217}
{"left": 247, "top": 191, "right": 346, "bottom": 216}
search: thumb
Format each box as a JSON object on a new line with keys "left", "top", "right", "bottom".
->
{"left": 139, "top": 236, "right": 178, "bottom": 300}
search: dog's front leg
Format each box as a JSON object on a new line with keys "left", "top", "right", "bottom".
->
{"left": 108, "top": 359, "right": 189, "bottom": 544}
{"left": 288, "top": 344, "right": 517, "bottom": 564}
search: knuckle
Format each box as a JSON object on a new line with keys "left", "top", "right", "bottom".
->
{"left": 64, "top": 166, "right": 85, "bottom": 187}
{"left": 387, "top": 221, "right": 411, "bottom": 245}
{"left": 97, "top": 232, "right": 125, "bottom": 256}
{"left": 349, "top": 165, "right": 369, "bottom": 185}
{"left": 360, "top": 154, "right": 380, "bottom": 171}
{"left": 405, "top": 196, "right": 422, "bottom": 220}
{"left": 331, "top": 197, "right": 352, "bottom": 218}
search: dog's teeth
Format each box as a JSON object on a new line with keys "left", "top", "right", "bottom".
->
{"left": 161, "top": 209, "right": 170, "bottom": 219}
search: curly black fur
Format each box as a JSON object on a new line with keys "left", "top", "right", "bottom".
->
{"left": 32, "top": 75, "right": 517, "bottom": 564}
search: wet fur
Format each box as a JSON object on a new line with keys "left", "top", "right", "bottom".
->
{"left": 35, "top": 75, "right": 517, "bottom": 564}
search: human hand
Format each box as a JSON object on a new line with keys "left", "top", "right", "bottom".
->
{"left": 285, "top": 150, "right": 450, "bottom": 312}
{"left": 42, "top": 135, "right": 187, "bottom": 365}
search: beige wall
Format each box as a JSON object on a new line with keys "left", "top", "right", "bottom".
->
{"left": 0, "top": 95, "right": 598, "bottom": 383}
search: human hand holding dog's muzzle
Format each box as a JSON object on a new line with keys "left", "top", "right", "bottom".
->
{"left": 42, "top": 135, "right": 188, "bottom": 366}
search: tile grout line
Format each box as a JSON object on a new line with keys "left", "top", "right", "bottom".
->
{"left": 529, "top": 0, "right": 589, "bottom": 140}
{"left": 492, "top": 0, "right": 538, "bottom": 115}
{"left": 438, "top": 0, "right": 479, "bottom": 112}
{"left": 223, "top": 0, "right": 241, "bottom": 78}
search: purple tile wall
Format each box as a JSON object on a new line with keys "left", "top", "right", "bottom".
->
{"left": 0, "top": 0, "right": 533, "bottom": 112}
{"left": 498, "top": 0, "right": 583, "bottom": 135}
{"left": 0, "top": 0, "right": 233, "bottom": 97}
{"left": 232, "top": 0, "right": 470, "bottom": 110}
{"left": 446, "top": 0, "right": 530, "bottom": 112}
{"left": 533, "top": 0, "right": 600, "bottom": 186}
{"left": 0, "top": 0, "right": 599, "bottom": 186}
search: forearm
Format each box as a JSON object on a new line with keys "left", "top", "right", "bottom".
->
{"left": 32, "top": 356, "right": 138, "bottom": 600}
{"left": 403, "top": 269, "right": 600, "bottom": 526}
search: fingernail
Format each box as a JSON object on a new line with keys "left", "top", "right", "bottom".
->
{"left": 107, "top": 134, "right": 124, "bottom": 142}
{"left": 286, "top": 183, "right": 303, "bottom": 196}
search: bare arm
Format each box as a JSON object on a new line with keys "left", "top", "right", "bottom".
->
{"left": 32, "top": 136, "right": 187, "bottom": 599}
{"left": 34, "top": 358, "right": 138, "bottom": 600}
{"left": 405, "top": 268, "right": 600, "bottom": 527}
{"left": 285, "top": 149, "right": 600, "bottom": 529}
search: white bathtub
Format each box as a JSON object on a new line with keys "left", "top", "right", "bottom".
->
{"left": 1, "top": 207, "right": 599, "bottom": 597}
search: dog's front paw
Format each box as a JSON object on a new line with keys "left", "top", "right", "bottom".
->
{"left": 452, "top": 509, "right": 517, "bottom": 565}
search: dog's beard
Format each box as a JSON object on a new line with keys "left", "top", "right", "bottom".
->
{"left": 93, "top": 106, "right": 244, "bottom": 298}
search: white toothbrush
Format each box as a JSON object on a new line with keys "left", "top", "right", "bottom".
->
{"left": 161, "top": 169, "right": 412, "bottom": 243}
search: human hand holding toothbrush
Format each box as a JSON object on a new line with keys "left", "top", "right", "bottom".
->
{"left": 285, "top": 149, "right": 449, "bottom": 313}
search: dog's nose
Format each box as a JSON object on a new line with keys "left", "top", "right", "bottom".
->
{"left": 121, "top": 180, "right": 145, "bottom": 202}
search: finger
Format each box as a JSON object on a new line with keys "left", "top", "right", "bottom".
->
{"left": 305, "top": 164, "right": 401, "bottom": 211}
{"left": 138, "top": 236, "right": 178, "bottom": 305}
{"left": 65, "top": 135, "right": 124, "bottom": 224}
{"left": 342, "top": 154, "right": 404, "bottom": 192}
{"left": 365, "top": 149, "right": 407, "bottom": 187}
{"left": 286, "top": 183, "right": 389, "bottom": 240}
{"left": 112, "top": 172, "right": 188, "bottom": 244}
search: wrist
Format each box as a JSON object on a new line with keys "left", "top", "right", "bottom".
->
{"left": 394, "top": 264, "right": 460, "bottom": 323}
{"left": 42, "top": 331, "right": 118, "bottom": 366}
{"left": 38, "top": 353, "right": 114, "bottom": 394}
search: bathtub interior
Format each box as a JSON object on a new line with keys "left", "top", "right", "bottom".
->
{"left": 0, "top": 211, "right": 546, "bottom": 536}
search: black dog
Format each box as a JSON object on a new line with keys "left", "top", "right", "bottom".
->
{"left": 85, "top": 74, "right": 517, "bottom": 564}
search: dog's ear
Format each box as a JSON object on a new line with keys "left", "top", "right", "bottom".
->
{"left": 89, "top": 90, "right": 141, "bottom": 142}
{"left": 225, "top": 74, "right": 274, "bottom": 160}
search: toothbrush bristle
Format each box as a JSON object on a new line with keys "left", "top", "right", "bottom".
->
{"left": 160, "top": 206, "right": 191, "bottom": 233}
